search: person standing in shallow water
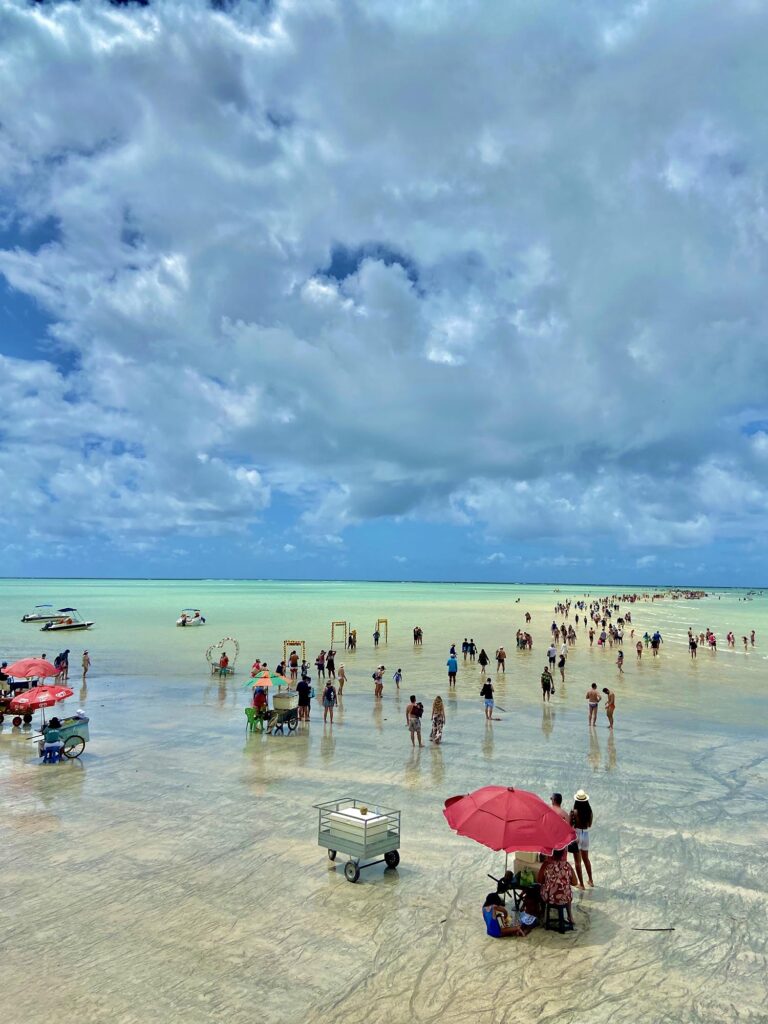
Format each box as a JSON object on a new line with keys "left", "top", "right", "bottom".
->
{"left": 478, "top": 648, "right": 490, "bottom": 673}
{"left": 541, "top": 665, "right": 553, "bottom": 701}
{"left": 480, "top": 677, "right": 494, "bottom": 720}
{"left": 446, "top": 652, "right": 458, "bottom": 687}
{"left": 570, "top": 791, "right": 594, "bottom": 888}
{"left": 322, "top": 680, "right": 337, "bottom": 724}
{"left": 430, "top": 695, "right": 445, "bottom": 743}
{"left": 82, "top": 650, "right": 90, "bottom": 684}
{"left": 406, "top": 695, "right": 424, "bottom": 748}
{"left": 602, "top": 687, "right": 615, "bottom": 728}
{"left": 585, "top": 683, "right": 600, "bottom": 726}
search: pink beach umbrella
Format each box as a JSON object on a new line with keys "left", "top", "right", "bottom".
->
{"left": 4, "top": 658, "right": 60, "bottom": 679}
{"left": 9, "top": 685, "right": 74, "bottom": 712}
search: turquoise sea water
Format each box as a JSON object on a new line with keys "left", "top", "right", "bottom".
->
{"left": 1, "top": 579, "right": 767, "bottom": 1024}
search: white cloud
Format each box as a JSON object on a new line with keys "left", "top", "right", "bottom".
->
{"left": 0, "top": 0, "right": 767, "bottom": 563}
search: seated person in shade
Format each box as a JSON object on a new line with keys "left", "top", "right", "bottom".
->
{"left": 482, "top": 893, "right": 533, "bottom": 938}
{"left": 41, "top": 717, "right": 64, "bottom": 757}
{"left": 537, "top": 848, "right": 578, "bottom": 926}
{"left": 252, "top": 686, "right": 268, "bottom": 712}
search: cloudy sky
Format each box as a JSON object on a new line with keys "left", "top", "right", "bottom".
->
{"left": 1, "top": 0, "right": 767, "bottom": 584}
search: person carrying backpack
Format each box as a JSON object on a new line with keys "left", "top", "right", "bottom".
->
{"left": 480, "top": 678, "right": 494, "bottom": 720}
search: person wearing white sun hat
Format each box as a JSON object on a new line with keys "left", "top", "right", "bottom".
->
{"left": 570, "top": 790, "right": 594, "bottom": 888}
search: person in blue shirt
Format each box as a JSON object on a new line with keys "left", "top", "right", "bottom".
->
{"left": 482, "top": 894, "right": 529, "bottom": 938}
{"left": 446, "top": 653, "right": 458, "bottom": 686}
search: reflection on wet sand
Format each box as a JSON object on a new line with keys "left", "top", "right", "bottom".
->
{"left": 541, "top": 703, "right": 554, "bottom": 739}
{"left": 588, "top": 729, "right": 601, "bottom": 771}
{"left": 2, "top": 582, "right": 766, "bottom": 1024}
{"left": 481, "top": 720, "right": 494, "bottom": 761}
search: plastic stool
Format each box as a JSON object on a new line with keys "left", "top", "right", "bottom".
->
{"left": 544, "top": 903, "right": 574, "bottom": 933}
{"left": 42, "top": 747, "right": 62, "bottom": 764}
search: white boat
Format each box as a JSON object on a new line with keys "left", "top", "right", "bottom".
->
{"left": 41, "top": 608, "right": 94, "bottom": 632}
{"left": 177, "top": 608, "right": 206, "bottom": 627}
{"left": 22, "top": 604, "right": 66, "bottom": 623}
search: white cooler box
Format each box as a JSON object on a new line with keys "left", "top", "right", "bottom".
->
{"left": 328, "top": 808, "right": 389, "bottom": 842}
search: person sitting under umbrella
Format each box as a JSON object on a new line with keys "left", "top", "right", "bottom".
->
{"left": 537, "top": 848, "right": 578, "bottom": 928}
{"left": 482, "top": 893, "right": 534, "bottom": 938}
{"left": 41, "top": 717, "right": 64, "bottom": 760}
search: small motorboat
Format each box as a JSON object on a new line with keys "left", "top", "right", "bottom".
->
{"left": 41, "top": 608, "right": 94, "bottom": 632}
{"left": 177, "top": 608, "right": 206, "bottom": 627}
{"left": 22, "top": 604, "right": 66, "bottom": 623}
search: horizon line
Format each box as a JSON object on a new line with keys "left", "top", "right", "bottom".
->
{"left": 0, "top": 576, "right": 764, "bottom": 590}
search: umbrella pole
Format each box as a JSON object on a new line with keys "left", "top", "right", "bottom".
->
{"left": 505, "top": 851, "right": 509, "bottom": 874}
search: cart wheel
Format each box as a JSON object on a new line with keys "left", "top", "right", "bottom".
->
{"left": 384, "top": 851, "right": 400, "bottom": 869}
{"left": 23, "top": 714, "right": 33, "bottom": 725}
{"left": 287, "top": 714, "right": 298, "bottom": 732}
{"left": 63, "top": 735, "right": 85, "bottom": 759}
{"left": 344, "top": 862, "right": 360, "bottom": 883}
{"left": 327, "top": 850, "right": 337, "bottom": 861}
{"left": 12, "top": 716, "right": 22, "bottom": 727}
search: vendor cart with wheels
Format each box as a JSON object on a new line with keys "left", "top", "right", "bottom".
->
{"left": 32, "top": 713, "right": 90, "bottom": 760}
{"left": 314, "top": 797, "right": 401, "bottom": 883}
{"left": 266, "top": 687, "right": 299, "bottom": 734}
{"left": 0, "top": 695, "right": 34, "bottom": 726}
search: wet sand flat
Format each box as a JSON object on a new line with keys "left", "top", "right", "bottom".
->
{"left": 1, "top": 581, "right": 766, "bottom": 1023}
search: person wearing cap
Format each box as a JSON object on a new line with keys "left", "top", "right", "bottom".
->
{"left": 373, "top": 666, "right": 385, "bottom": 699}
{"left": 570, "top": 790, "right": 594, "bottom": 888}
{"left": 81, "top": 650, "right": 91, "bottom": 684}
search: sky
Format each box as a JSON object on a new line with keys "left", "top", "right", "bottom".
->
{"left": 0, "top": 0, "right": 767, "bottom": 585}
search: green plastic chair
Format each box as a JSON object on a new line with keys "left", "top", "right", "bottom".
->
{"left": 244, "top": 707, "right": 258, "bottom": 733}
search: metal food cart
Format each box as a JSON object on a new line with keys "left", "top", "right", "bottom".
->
{"left": 314, "top": 797, "right": 401, "bottom": 882}
{"left": 32, "top": 713, "right": 90, "bottom": 761}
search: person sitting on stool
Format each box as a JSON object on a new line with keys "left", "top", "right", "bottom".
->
{"left": 41, "top": 717, "right": 64, "bottom": 760}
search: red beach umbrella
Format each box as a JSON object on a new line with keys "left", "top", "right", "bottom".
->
{"left": 4, "top": 658, "right": 60, "bottom": 679}
{"left": 9, "top": 685, "right": 74, "bottom": 713}
{"left": 443, "top": 786, "right": 576, "bottom": 855}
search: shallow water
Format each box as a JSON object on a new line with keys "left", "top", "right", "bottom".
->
{"left": 1, "top": 580, "right": 766, "bottom": 1023}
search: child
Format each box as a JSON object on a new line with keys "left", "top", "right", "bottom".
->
{"left": 393, "top": 668, "right": 402, "bottom": 690}
{"left": 482, "top": 894, "right": 532, "bottom": 938}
